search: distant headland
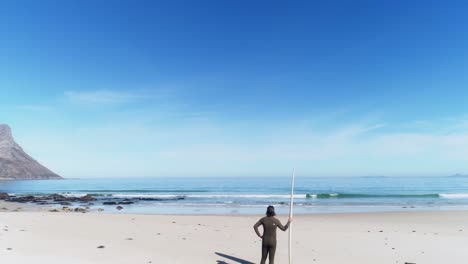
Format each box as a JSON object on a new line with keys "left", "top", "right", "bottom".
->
{"left": 0, "top": 124, "right": 62, "bottom": 180}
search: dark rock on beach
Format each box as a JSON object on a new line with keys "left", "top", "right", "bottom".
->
{"left": 74, "top": 208, "right": 86, "bottom": 213}
{"left": 8, "top": 195, "right": 36, "bottom": 203}
{"left": 79, "top": 194, "right": 97, "bottom": 202}
{"left": 46, "top": 194, "right": 67, "bottom": 200}
{"left": 0, "top": 193, "right": 9, "bottom": 200}
{"left": 138, "top": 196, "right": 185, "bottom": 201}
{"left": 35, "top": 201, "right": 51, "bottom": 205}
{"left": 118, "top": 201, "right": 134, "bottom": 205}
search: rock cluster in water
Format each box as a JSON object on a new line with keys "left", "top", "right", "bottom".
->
{"left": 0, "top": 193, "right": 96, "bottom": 205}
{"left": 0, "top": 192, "right": 185, "bottom": 212}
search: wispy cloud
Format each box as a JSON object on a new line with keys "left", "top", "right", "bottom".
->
{"left": 15, "top": 102, "right": 468, "bottom": 177}
{"left": 17, "top": 105, "right": 55, "bottom": 112}
{"left": 145, "top": 119, "right": 468, "bottom": 176}
{"left": 64, "top": 90, "right": 153, "bottom": 105}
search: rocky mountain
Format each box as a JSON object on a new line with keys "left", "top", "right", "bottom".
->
{"left": 0, "top": 124, "right": 62, "bottom": 180}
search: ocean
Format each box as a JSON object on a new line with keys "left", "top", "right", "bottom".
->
{"left": 1, "top": 176, "right": 468, "bottom": 215}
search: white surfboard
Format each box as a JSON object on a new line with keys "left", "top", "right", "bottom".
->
{"left": 288, "top": 168, "right": 295, "bottom": 264}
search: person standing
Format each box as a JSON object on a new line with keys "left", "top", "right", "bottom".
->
{"left": 253, "top": 205, "right": 292, "bottom": 264}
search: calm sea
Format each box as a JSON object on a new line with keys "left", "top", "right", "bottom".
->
{"left": 1, "top": 176, "right": 468, "bottom": 215}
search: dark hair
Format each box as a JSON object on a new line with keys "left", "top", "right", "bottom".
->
{"left": 266, "top": 205, "right": 276, "bottom": 217}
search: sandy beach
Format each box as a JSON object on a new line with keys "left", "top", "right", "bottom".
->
{"left": 0, "top": 201, "right": 467, "bottom": 264}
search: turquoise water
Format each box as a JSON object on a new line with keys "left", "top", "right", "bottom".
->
{"left": 1, "top": 176, "right": 468, "bottom": 214}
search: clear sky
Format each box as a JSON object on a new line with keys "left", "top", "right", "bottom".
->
{"left": 1, "top": 0, "right": 468, "bottom": 178}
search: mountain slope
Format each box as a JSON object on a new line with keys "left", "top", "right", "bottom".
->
{"left": 0, "top": 124, "right": 62, "bottom": 180}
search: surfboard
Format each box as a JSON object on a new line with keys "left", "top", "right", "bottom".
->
{"left": 288, "top": 168, "right": 295, "bottom": 264}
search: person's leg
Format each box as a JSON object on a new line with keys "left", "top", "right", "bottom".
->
{"left": 268, "top": 244, "right": 277, "bottom": 264}
{"left": 260, "top": 244, "right": 268, "bottom": 264}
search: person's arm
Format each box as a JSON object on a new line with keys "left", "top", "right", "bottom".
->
{"left": 253, "top": 218, "right": 264, "bottom": 238}
{"left": 275, "top": 218, "right": 291, "bottom": 231}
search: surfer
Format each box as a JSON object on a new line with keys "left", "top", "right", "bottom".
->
{"left": 253, "top": 205, "right": 292, "bottom": 264}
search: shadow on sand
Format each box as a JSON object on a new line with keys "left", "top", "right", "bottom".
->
{"left": 215, "top": 252, "right": 255, "bottom": 264}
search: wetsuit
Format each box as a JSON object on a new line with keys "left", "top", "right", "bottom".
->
{"left": 253, "top": 216, "right": 289, "bottom": 264}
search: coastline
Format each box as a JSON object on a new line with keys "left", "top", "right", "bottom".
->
{"left": 1, "top": 207, "right": 468, "bottom": 263}
{"left": 4, "top": 198, "right": 468, "bottom": 215}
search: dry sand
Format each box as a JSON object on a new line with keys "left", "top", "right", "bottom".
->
{"left": 1, "top": 201, "right": 467, "bottom": 264}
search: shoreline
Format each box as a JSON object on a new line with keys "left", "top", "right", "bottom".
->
{"left": 4, "top": 199, "right": 468, "bottom": 215}
{"left": 3, "top": 199, "right": 468, "bottom": 216}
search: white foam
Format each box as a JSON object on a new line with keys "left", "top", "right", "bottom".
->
{"left": 440, "top": 193, "right": 468, "bottom": 199}
{"left": 306, "top": 193, "right": 338, "bottom": 199}
{"left": 61, "top": 193, "right": 88, "bottom": 197}
{"left": 113, "top": 194, "right": 185, "bottom": 199}
{"left": 77, "top": 193, "right": 308, "bottom": 199}
{"left": 186, "top": 194, "right": 306, "bottom": 199}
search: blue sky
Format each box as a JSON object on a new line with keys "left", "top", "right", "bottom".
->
{"left": 1, "top": 0, "right": 468, "bottom": 178}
